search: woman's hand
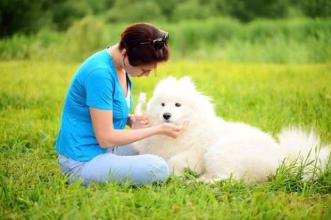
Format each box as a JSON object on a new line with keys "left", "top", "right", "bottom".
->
{"left": 128, "top": 114, "right": 150, "bottom": 129}
{"left": 157, "top": 122, "right": 189, "bottom": 138}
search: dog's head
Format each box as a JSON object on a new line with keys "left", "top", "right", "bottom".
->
{"left": 146, "top": 76, "right": 216, "bottom": 126}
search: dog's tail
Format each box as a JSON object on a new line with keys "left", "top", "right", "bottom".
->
{"left": 278, "top": 127, "right": 330, "bottom": 171}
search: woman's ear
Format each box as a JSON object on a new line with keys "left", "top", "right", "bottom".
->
{"left": 121, "top": 49, "right": 127, "bottom": 57}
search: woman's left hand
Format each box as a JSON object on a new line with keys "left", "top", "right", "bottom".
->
{"left": 128, "top": 114, "right": 150, "bottom": 129}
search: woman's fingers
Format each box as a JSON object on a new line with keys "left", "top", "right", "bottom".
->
{"left": 159, "top": 123, "right": 186, "bottom": 138}
{"left": 130, "top": 115, "right": 151, "bottom": 129}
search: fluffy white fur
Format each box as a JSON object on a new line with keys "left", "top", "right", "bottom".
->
{"left": 133, "top": 76, "right": 330, "bottom": 184}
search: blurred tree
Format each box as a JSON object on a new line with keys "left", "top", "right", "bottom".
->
{"left": 154, "top": 0, "right": 178, "bottom": 21}
{"left": 1, "top": 0, "right": 330, "bottom": 37}
{"left": 224, "top": 0, "right": 289, "bottom": 22}
{"left": 0, "top": 0, "right": 51, "bottom": 36}
{"left": 297, "top": 0, "right": 331, "bottom": 17}
{"left": 51, "top": 1, "right": 91, "bottom": 31}
{"left": 106, "top": 0, "right": 165, "bottom": 22}
{"left": 171, "top": 0, "right": 218, "bottom": 21}
{"left": 0, "top": 0, "right": 116, "bottom": 36}
{"left": 199, "top": 0, "right": 229, "bottom": 17}
{"left": 85, "top": 0, "right": 115, "bottom": 15}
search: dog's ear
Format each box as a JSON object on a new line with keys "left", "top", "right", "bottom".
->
{"left": 178, "top": 76, "right": 195, "bottom": 91}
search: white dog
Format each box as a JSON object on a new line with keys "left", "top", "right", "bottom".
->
{"left": 134, "top": 76, "right": 330, "bottom": 183}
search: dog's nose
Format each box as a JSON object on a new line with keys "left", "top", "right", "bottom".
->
{"left": 163, "top": 112, "right": 171, "bottom": 120}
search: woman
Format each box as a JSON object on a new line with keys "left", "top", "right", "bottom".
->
{"left": 55, "top": 23, "right": 184, "bottom": 185}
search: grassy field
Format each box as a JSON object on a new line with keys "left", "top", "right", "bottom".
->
{"left": 0, "top": 60, "right": 331, "bottom": 219}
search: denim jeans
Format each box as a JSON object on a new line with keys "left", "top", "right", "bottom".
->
{"left": 58, "top": 144, "right": 169, "bottom": 185}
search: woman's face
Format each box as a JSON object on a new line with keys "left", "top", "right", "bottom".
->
{"left": 122, "top": 54, "right": 156, "bottom": 77}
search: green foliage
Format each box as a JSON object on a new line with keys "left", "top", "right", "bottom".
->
{"left": 153, "top": 0, "right": 179, "bottom": 20}
{"left": 106, "top": 0, "right": 165, "bottom": 22}
{"left": 0, "top": 29, "right": 62, "bottom": 60}
{"left": 1, "top": 0, "right": 330, "bottom": 37}
{"left": 0, "top": 0, "right": 113, "bottom": 36}
{"left": 85, "top": 0, "right": 115, "bottom": 14}
{"left": 224, "top": 0, "right": 290, "bottom": 22}
{"left": 62, "top": 16, "right": 109, "bottom": 61}
{"left": 157, "top": 18, "right": 331, "bottom": 62}
{"left": 0, "top": 0, "right": 52, "bottom": 36}
{"left": 0, "top": 17, "right": 330, "bottom": 63}
{"left": 0, "top": 61, "right": 331, "bottom": 219}
{"left": 298, "top": 0, "right": 331, "bottom": 18}
{"left": 171, "top": 0, "right": 218, "bottom": 21}
{"left": 51, "top": 1, "right": 92, "bottom": 31}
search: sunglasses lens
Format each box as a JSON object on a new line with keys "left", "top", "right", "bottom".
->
{"left": 153, "top": 40, "right": 164, "bottom": 50}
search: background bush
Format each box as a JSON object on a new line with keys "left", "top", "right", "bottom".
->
{"left": 0, "top": 17, "right": 330, "bottom": 63}
{"left": 0, "top": 0, "right": 330, "bottom": 63}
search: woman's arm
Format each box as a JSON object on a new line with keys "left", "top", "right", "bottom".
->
{"left": 90, "top": 108, "right": 183, "bottom": 148}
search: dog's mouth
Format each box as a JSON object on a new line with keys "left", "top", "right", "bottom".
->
{"left": 163, "top": 119, "right": 172, "bottom": 123}
{"left": 163, "top": 119, "right": 184, "bottom": 126}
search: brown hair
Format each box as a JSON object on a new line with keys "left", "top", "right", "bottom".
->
{"left": 119, "top": 23, "right": 169, "bottom": 66}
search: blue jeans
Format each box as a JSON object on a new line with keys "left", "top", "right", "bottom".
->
{"left": 58, "top": 144, "right": 169, "bottom": 185}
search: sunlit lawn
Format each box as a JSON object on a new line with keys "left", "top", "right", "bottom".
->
{"left": 0, "top": 60, "right": 330, "bottom": 219}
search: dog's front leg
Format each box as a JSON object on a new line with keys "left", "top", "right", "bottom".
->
{"left": 167, "top": 150, "right": 204, "bottom": 176}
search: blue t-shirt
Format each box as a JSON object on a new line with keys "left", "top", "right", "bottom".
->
{"left": 55, "top": 49, "right": 133, "bottom": 161}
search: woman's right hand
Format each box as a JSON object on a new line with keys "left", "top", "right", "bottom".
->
{"left": 156, "top": 122, "right": 187, "bottom": 138}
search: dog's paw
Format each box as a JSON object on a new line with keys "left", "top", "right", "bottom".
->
{"left": 198, "top": 174, "right": 229, "bottom": 184}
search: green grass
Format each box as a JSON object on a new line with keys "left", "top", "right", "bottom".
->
{"left": 0, "top": 60, "right": 331, "bottom": 219}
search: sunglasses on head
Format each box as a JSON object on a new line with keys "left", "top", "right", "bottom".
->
{"left": 139, "top": 32, "right": 169, "bottom": 50}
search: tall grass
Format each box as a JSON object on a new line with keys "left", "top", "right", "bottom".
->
{"left": 0, "top": 17, "right": 330, "bottom": 63}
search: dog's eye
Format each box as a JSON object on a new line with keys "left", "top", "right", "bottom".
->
{"left": 175, "top": 103, "right": 181, "bottom": 107}
{"left": 161, "top": 103, "right": 165, "bottom": 107}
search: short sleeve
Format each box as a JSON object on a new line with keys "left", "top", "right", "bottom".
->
{"left": 85, "top": 68, "right": 114, "bottom": 110}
